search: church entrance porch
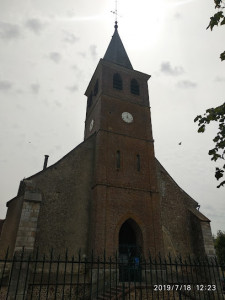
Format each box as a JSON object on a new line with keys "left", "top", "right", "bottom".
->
{"left": 118, "top": 219, "right": 143, "bottom": 282}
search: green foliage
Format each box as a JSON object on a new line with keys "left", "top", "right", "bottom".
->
{"left": 220, "top": 50, "right": 225, "bottom": 61}
{"left": 207, "top": 11, "right": 225, "bottom": 30}
{"left": 194, "top": 1, "right": 225, "bottom": 188}
{"left": 207, "top": 0, "right": 225, "bottom": 61}
{"left": 214, "top": 230, "right": 225, "bottom": 267}
{"left": 194, "top": 103, "right": 225, "bottom": 188}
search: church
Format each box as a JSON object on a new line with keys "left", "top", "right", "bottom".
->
{"left": 0, "top": 22, "right": 215, "bottom": 260}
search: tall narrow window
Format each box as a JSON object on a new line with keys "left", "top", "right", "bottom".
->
{"left": 87, "top": 92, "right": 93, "bottom": 108}
{"left": 94, "top": 79, "right": 99, "bottom": 96}
{"left": 116, "top": 150, "right": 120, "bottom": 169}
{"left": 137, "top": 154, "right": 140, "bottom": 171}
{"left": 113, "top": 73, "right": 123, "bottom": 90}
{"left": 131, "top": 79, "right": 140, "bottom": 95}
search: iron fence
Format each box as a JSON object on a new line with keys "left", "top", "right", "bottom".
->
{"left": 0, "top": 248, "right": 224, "bottom": 299}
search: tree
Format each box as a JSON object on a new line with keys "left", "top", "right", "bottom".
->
{"left": 194, "top": 103, "right": 225, "bottom": 188}
{"left": 194, "top": 0, "right": 225, "bottom": 188}
{"left": 214, "top": 230, "right": 225, "bottom": 268}
{"left": 207, "top": 0, "right": 225, "bottom": 61}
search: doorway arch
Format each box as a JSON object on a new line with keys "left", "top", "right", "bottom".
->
{"left": 118, "top": 218, "right": 143, "bottom": 281}
{"left": 119, "top": 218, "right": 143, "bottom": 257}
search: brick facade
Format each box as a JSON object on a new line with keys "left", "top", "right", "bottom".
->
{"left": 85, "top": 59, "right": 164, "bottom": 257}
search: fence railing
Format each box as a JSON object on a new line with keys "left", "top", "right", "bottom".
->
{"left": 0, "top": 248, "right": 224, "bottom": 299}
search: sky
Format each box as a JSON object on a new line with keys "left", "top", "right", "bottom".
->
{"left": 0, "top": 0, "right": 224, "bottom": 235}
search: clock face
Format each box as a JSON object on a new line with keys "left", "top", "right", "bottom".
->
{"left": 89, "top": 119, "right": 94, "bottom": 131}
{"left": 122, "top": 112, "right": 133, "bottom": 123}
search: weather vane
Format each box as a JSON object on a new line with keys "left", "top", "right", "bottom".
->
{"left": 111, "top": 0, "right": 120, "bottom": 23}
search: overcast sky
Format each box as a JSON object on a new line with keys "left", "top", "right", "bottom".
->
{"left": 0, "top": 0, "right": 224, "bottom": 235}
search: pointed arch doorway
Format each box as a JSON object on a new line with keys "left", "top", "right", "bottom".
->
{"left": 118, "top": 219, "right": 143, "bottom": 281}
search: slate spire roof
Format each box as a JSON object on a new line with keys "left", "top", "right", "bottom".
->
{"left": 103, "top": 22, "right": 133, "bottom": 70}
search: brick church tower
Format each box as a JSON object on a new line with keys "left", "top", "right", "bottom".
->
{"left": 0, "top": 22, "right": 215, "bottom": 260}
{"left": 85, "top": 22, "right": 164, "bottom": 258}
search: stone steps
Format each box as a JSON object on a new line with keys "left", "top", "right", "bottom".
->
{"left": 95, "top": 285, "right": 131, "bottom": 300}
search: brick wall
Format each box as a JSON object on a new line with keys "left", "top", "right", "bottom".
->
{"left": 0, "top": 195, "right": 23, "bottom": 258}
{"left": 156, "top": 159, "right": 214, "bottom": 257}
{"left": 30, "top": 135, "right": 95, "bottom": 257}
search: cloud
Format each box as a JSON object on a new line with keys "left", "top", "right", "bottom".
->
{"left": 215, "top": 76, "right": 225, "bottom": 82}
{"left": 30, "top": 84, "right": 40, "bottom": 94}
{"left": 25, "top": 18, "right": 46, "bottom": 35}
{"left": 71, "top": 64, "right": 78, "bottom": 70}
{"left": 71, "top": 65, "right": 83, "bottom": 78}
{"left": 63, "top": 31, "right": 79, "bottom": 44}
{"left": 16, "top": 104, "right": 25, "bottom": 111}
{"left": 67, "top": 84, "right": 78, "bottom": 92}
{"left": 177, "top": 80, "right": 197, "bottom": 88}
{"left": 0, "top": 22, "right": 21, "bottom": 40}
{"left": 89, "top": 44, "right": 97, "bottom": 60}
{"left": 171, "top": 0, "right": 196, "bottom": 6}
{"left": 78, "top": 52, "right": 86, "bottom": 58}
{"left": 174, "top": 12, "right": 182, "bottom": 19}
{"left": 48, "top": 52, "right": 62, "bottom": 63}
{"left": 54, "top": 100, "right": 62, "bottom": 107}
{"left": 15, "top": 89, "right": 24, "bottom": 94}
{"left": 55, "top": 145, "right": 62, "bottom": 150}
{"left": 0, "top": 80, "right": 13, "bottom": 91}
{"left": 161, "top": 61, "right": 184, "bottom": 76}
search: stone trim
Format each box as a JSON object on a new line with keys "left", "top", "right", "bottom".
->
{"left": 24, "top": 191, "right": 42, "bottom": 202}
{"left": 14, "top": 190, "right": 42, "bottom": 252}
{"left": 92, "top": 182, "right": 158, "bottom": 193}
{"left": 201, "top": 222, "right": 215, "bottom": 257}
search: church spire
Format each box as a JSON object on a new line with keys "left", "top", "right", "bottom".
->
{"left": 103, "top": 22, "right": 133, "bottom": 70}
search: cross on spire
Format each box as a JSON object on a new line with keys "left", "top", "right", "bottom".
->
{"left": 111, "top": 0, "right": 119, "bottom": 27}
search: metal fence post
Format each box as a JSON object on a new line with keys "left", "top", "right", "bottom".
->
{"left": 7, "top": 248, "right": 32, "bottom": 300}
{"left": 122, "top": 281, "right": 125, "bottom": 300}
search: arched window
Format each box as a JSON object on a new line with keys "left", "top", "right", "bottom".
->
{"left": 113, "top": 73, "right": 123, "bottom": 90}
{"left": 130, "top": 79, "right": 140, "bottom": 95}
{"left": 87, "top": 92, "right": 93, "bottom": 108}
